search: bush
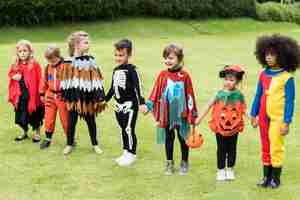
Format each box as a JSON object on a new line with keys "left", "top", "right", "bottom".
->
{"left": 0, "top": 0, "right": 256, "bottom": 26}
{"left": 256, "top": 2, "right": 300, "bottom": 24}
{"left": 0, "top": 0, "right": 122, "bottom": 26}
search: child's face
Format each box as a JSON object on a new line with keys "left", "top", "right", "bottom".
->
{"left": 46, "top": 56, "right": 61, "bottom": 66}
{"left": 265, "top": 51, "right": 277, "bottom": 67}
{"left": 224, "top": 75, "right": 238, "bottom": 90}
{"left": 114, "top": 49, "right": 130, "bottom": 65}
{"left": 17, "top": 45, "right": 31, "bottom": 61}
{"left": 77, "top": 37, "right": 90, "bottom": 54}
{"left": 164, "top": 52, "right": 179, "bottom": 68}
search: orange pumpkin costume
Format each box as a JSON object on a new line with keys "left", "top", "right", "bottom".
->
{"left": 209, "top": 90, "right": 246, "bottom": 136}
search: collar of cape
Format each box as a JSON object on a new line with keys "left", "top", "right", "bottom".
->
{"left": 215, "top": 89, "right": 244, "bottom": 105}
{"left": 168, "top": 64, "right": 183, "bottom": 72}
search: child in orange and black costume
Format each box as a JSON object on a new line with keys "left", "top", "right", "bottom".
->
{"left": 39, "top": 44, "right": 69, "bottom": 149}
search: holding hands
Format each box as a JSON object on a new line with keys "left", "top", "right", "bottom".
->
{"left": 250, "top": 117, "right": 258, "bottom": 128}
{"left": 139, "top": 104, "right": 149, "bottom": 115}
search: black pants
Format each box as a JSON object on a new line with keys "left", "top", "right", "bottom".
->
{"left": 165, "top": 127, "right": 189, "bottom": 162}
{"left": 216, "top": 133, "right": 238, "bottom": 169}
{"left": 15, "top": 78, "right": 43, "bottom": 132}
{"left": 115, "top": 101, "right": 138, "bottom": 154}
{"left": 67, "top": 111, "right": 98, "bottom": 146}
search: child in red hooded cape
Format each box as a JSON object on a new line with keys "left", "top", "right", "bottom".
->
{"left": 8, "top": 40, "right": 44, "bottom": 142}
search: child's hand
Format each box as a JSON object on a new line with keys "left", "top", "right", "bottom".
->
{"left": 12, "top": 73, "right": 22, "bottom": 81}
{"left": 40, "top": 96, "right": 45, "bottom": 104}
{"left": 280, "top": 123, "right": 289, "bottom": 136}
{"left": 195, "top": 116, "right": 202, "bottom": 125}
{"left": 251, "top": 117, "right": 258, "bottom": 128}
{"left": 139, "top": 104, "right": 148, "bottom": 115}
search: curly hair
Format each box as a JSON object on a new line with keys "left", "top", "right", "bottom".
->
{"left": 255, "top": 34, "right": 300, "bottom": 72}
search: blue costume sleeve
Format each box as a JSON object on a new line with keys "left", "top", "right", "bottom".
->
{"left": 284, "top": 77, "right": 295, "bottom": 124}
{"left": 250, "top": 80, "right": 263, "bottom": 117}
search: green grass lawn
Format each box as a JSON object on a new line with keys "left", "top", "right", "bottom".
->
{"left": 0, "top": 18, "right": 300, "bottom": 200}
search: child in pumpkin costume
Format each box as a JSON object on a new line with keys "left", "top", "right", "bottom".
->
{"left": 196, "top": 65, "right": 246, "bottom": 181}
{"left": 251, "top": 34, "right": 300, "bottom": 189}
{"left": 141, "top": 44, "right": 198, "bottom": 175}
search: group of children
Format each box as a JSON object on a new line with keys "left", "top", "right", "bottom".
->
{"left": 7, "top": 32, "right": 300, "bottom": 189}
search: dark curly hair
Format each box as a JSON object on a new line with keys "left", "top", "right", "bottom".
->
{"left": 255, "top": 34, "right": 300, "bottom": 72}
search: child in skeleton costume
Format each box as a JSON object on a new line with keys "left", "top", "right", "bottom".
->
{"left": 60, "top": 31, "right": 106, "bottom": 155}
{"left": 251, "top": 34, "right": 300, "bottom": 189}
{"left": 105, "top": 39, "right": 145, "bottom": 166}
{"left": 39, "top": 45, "right": 69, "bottom": 149}
{"left": 8, "top": 40, "right": 44, "bottom": 143}
{"left": 196, "top": 65, "right": 246, "bottom": 181}
{"left": 141, "top": 44, "right": 198, "bottom": 175}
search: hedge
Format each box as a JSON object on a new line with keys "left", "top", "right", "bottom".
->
{"left": 256, "top": 2, "right": 300, "bottom": 24}
{"left": 0, "top": 0, "right": 256, "bottom": 26}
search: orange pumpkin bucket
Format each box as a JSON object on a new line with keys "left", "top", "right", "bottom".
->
{"left": 186, "top": 126, "right": 204, "bottom": 149}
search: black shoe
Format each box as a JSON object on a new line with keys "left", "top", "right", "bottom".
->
{"left": 32, "top": 138, "right": 41, "bottom": 143}
{"left": 268, "top": 167, "right": 281, "bottom": 189}
{"left": 15, "top": 134, "right": 29, "bottom": 141}
{"left": 269, "top": 178, "right": 280, "bottom": 189}
{"left": 257, "top": 177, "right": 270, "bottom": 188}
{"left": 40, "top": 140, "right": 51, "bottom": 149}
{"left": 32, "top": 134, "right": 41, "bottom": 143}
{"left": 72, "top": 141, "right": 77, "bottom": 147}
{"left": 257, "top": 165, "right": 272, "bottom": 188}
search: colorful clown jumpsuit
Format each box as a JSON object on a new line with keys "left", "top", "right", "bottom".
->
{"left": 251, "top": 68, "right": 295, "bottom": 168}
{"left": 40, "top": 59, "right": 69, "bottom": 136}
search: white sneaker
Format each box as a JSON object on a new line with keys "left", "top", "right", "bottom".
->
{"left": 63, "top": 145, "right": 73, "bottom": 155}
{"left": 115, "top": 150, "right": 128, "bottom": 163}
{"left": 118, "top": 152, "right": 137, "bottom": 167}
{"left": 216, "top": 169, "right": 226, "bottom": 181}
{"left": 93, "top": 145, "right": 103, "bottom": 154}
{"left": 226, "top": 168, "right": 235, "bottom": 180}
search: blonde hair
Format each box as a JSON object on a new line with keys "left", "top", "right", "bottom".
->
{"left": 45, "top": 44, "right": 61, "bottom": 59}
{"left": 14, "top": 39, "right": 35, "bottom": 69}
{"left": 67, "top": 31, "right": 89, "bottom": 56}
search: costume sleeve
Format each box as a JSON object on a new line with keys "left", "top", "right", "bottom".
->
{"left": 8, "top": 65, "right": 19, "bottom": 79}
{"left": 146, "top": 72, "right": 163, "bottom": 111}
{"left": 34, "top": 62, "right": 42, "bottom": 96}
{"left": 104, "top": 71, "right": 115, "bottom": 102}
{"left": 184, "top": 72, "right": 198, "bottom": 125}
{"left": 39, "top": 65, "right": 49, "bottom": 96}
{"left": 250, "top": 77, "right": 263, "bottom": 117}
{"left": 131, "top": 68, "right": 145, "bottom": 105}
{"left": 284, "top": 77, "right": 295, "bottom": 124}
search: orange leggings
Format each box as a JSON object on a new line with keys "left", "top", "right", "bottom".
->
{"left": 44, "top": 93, "right": 68, "bottom": 135}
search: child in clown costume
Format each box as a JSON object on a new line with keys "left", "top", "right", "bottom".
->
{"left": 141, "top": 44, "right": 198, "bottom": 175}
{"left": 251, "top": 34, "right": 300, "bottom": 189}
{"left": 195, "top": 65, "right": 246, "bottom": 181}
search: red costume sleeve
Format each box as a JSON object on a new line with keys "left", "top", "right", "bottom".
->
{"left": 26, "top": 61, "right": 43, "bottom": 113}
{"left": 148, "top": 71, "right": 168, "bottom": 125}
{"left": 184, "top": 71, "right": 198, "bottom": 125}
{"left": 8, "top": 65, "right": 21, "bottom": 108}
